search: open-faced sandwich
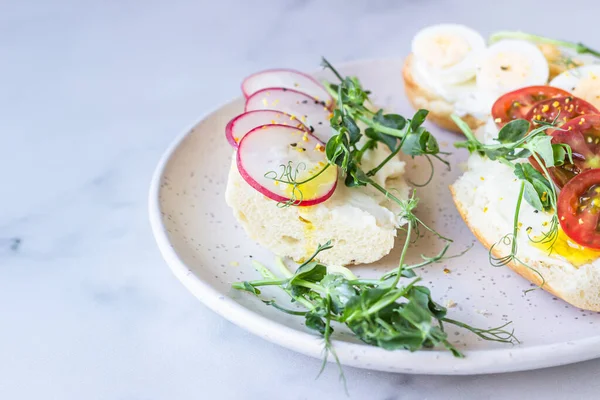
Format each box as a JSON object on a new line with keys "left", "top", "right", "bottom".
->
{"left": 452, "top": 82, "right": 600, "bottom": 311}
{"left": 414, "top": 26, "right": 600, "bottom": 311}
{"left": 225, "top": 69, "right": 412, "bottom": 266}
{"left": 404, "top": 24, "right": 600, "bottom": 134}
{"left": 225, "top": 61, "right": 518, "bottom": 378}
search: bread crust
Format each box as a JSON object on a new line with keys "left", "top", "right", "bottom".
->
{"left": 402, "top": 54, "right": 486, "bottom": 134}
{"left": 450, "top": 184, "right": 600, "bottom": 311}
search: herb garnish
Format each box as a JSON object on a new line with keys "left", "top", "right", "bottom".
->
{"left": 452, "top": 115, "right": 572, "bottom": 279}
{"left": 233, "top": 62, "right": 518, "bottom": 389}
{"left": 321, "top": 58, "right": 450, "bottom": 186}
{"left": 232, "top": 237, "right": 517, "bottom": 391}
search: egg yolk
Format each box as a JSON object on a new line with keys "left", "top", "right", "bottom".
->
{"left": 532, "top": 229, "right": 600, "bottom": 267}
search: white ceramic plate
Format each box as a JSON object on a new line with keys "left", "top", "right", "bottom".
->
{"left": 149, "top": 59, "right": 600, "bottom": 375}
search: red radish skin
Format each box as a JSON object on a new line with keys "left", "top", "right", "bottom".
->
{"left": 245, "top": 88, "right": 334, "bottom": 143}
{"left": 242, "top": 68, "right": 333, "bottom": 109}
{"left": 225, "top": 110, "right": 308, "bottom": 147}
{"left": 236, "top": 125, "right": 337, "bottom": 206}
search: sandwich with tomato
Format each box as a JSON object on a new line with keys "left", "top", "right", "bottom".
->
{"left": 451, "top": 84, "right": 600, "bottom": 311}
{"left": 403, "top": 24, "right": 600, "bottom": 134}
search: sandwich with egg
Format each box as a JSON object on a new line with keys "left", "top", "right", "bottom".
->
{"left": 451, "top": 67, "right": 600, "bottom": 310}
{"left": 403, "top": 25, "right": 600, "bottom": 134}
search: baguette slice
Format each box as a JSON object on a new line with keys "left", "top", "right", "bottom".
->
{"left": 450, "top": 177, "right": 600, "bottom": 312}
{"left": 402, "top": 54, "right": 486, "bottom": 134}
{"left": 226, "top": 144, "right": 410, "bottom": 266}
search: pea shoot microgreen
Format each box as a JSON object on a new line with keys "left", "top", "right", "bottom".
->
{"left": 264, "top": 58, "right": 452, "bottom": 209}
{"left": 452, "top": 114, "right": 573, "bottom": 283}
{"left": 489, "top": 31, "right": 600, "bottom": 59}
{"left": 232, "top": 237, "right": 517, "bottom": 391}
{"left": 321, "top": 57, "right": 450, "bottom": 186}
{"left": 232, "top": 61, "right": 519, "bottom": 390}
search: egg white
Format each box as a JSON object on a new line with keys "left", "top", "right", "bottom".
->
{"left": 551, "top": 64, "right": 600, "bottom": 109}
{"left": 476, "top": 39, "right": 549, "bottom": 95}
{"left": 412, "top": 24, "right": 485, "bottom": 85}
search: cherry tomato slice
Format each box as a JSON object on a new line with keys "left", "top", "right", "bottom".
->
{"left": 525, "top": 96, "right": 599, "bottom": 127}
{"left": 546, "top": 114, "right": 600, "bottom": 187}
{"left": 491, "top": 86, "right": 571, "bottom": 128}
{"left": 558, "top": 169, "right": 600, "bottom": 249}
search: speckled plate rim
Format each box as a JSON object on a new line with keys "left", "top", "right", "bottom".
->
{"left": 148, "top": 58, "right": 600, "bottom": 375}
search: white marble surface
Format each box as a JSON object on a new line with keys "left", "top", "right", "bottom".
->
{"left": 3, "top": 0, "right": 600, "bottom": 398}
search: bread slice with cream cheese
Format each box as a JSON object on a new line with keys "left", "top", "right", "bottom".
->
{"left": 226, "top": 143, "right": 410, "bottom": 266}
{"left": 451, "top": 128, "right": 600, "bottom": 311}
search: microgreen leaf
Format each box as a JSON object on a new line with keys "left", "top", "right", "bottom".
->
{"left": 305, "top": 309, "right": 330, "bottom": 335}
{"left": 343, "top": 114, "right": 361, "bottom": 145}
{"left": 527, "top": 135, "right": 554, "bottom": 168}
{"left": 401, "top": 127, "right": 440, "bottom": 156}
{"left": 522, "top": 180, "right": 544, "bottom": 211}
{"left": 364, "top": 127, "right": 397, "bottom": 151}
{"left": 409, "top": 109, "right": 429, "bottom": 131}
{"left": 505, "top": 148, "right": 532, "bottom": 161}
{"left": 552, "top": 145, "right": 566, "bottom": 166}
{"left": 239, "top": 281, "right": 261, "bottom": 295}
{"left": 344, "top": 163, "right": 369, "bottom": 187}
{"left": 325, "top": 135, "right": 346, "bottom": 167}
{"left": 374, "top": 110, "right": 407, "bottom": 131}
{"left": 514, "top": 163, "right": 552, "bottom": 211}
{"left": 497, "top": 119, "right": 530, "bottom": 144}
{"left": 552, "top": 143, "right": 574, "bottom": 166}
{"left": 321, "top": 274, "right": 356, "bottom": 314}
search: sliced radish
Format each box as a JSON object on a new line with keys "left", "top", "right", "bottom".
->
{"left": 245, "top": 88, "right": 334, "bottom": 143}
{"left": 236, "top": 125, "right": 338, "bottom": 206}
{"left": 242, "top": 69, "right": 333, "bottom": 108}
{"left": 225, "top": 110, "right": 308, "bottom": 147}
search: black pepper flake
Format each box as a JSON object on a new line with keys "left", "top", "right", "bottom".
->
{"left": 302, "top": 100, "right": 308, "bottom": 104}
{"left": 290, "top": 143, "right": 297, "bottom": 147}
{"left": 318, "top": 121, "right": 323, "bottom": 125}
{"left": 534, "top": 210, "right": 539, "bottom": 213}
{"left": 314, "top": 100, "right": 319, "bottom": 104}
{"left": 299, "top": 147, "right": 306, "bottom": 152}
{"left": 319, "top": 101, "right": 326, "bottom": 107}
{"left": 282, "top": 88, "right": 288, "bottom": 91}
{"left": 309, "top": 125, "right": 315, "bottom": 133}
{"left": 500, "top": 65, "right": 510, "bottom": 71}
